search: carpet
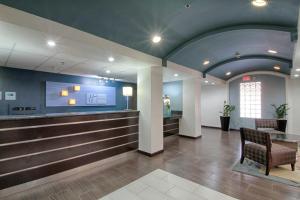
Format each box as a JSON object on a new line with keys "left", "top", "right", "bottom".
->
{"left": 232, "top": 158, "right": 300, "bottom": 187}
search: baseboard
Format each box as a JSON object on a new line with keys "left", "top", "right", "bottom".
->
{"left": 138, "top": 149, "right": 164, "bottom": 157}
{"left": 201, "top": 126, "right": 239, "bottom": 131}
{"left": 201, "top": 125, "right": 221, "bottom": 129}
{"left": 178, "top": 134, "right": 202, "bottom": 139}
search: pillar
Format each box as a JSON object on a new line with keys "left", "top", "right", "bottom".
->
{"left": 137, "top": 66, "right": 163, "bottom": 155}
{"left": 179, "top": 78, "right": 202, "bottom": 138}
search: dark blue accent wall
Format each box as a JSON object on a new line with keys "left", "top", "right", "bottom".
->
{"left": 0, "top": 67, "right": 137, "bottom": 115}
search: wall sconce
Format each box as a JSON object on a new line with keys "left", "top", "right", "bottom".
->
{"left": 73, "top": 85, "right": 81, "bottom": 92}
{"left": 122, "top": 87, "right": 133, "bottom": 110}
{"left": 68, "top": 99, "right": 76, "bottom": 105}
{"left": 60, "top": 90, "right": 69, "bottom": 97}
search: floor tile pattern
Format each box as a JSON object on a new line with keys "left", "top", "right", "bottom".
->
{"left": 99, "top": 169, "right": 237, "bottom": 200}
{"left": 1, "top": 128, "right": 300, "bottom": 200}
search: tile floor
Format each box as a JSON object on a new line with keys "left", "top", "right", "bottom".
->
{"left": 99, "top": 169, "right": 238, "bottom": 200}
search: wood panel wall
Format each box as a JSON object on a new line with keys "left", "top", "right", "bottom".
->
{"left": 0, "top": 111, "right": 139, "bottom": 190}
{"left": 163, "top": 117, "right": 180, "bottom": 137}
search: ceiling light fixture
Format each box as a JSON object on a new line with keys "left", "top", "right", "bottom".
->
{"left": 273, "top": 65, "right": 281, "bottom": 70}
{"left": 108, "top": 57, "right": 115, "bottom": 62}
{"left": 152, "top": 35, "right": 162, "bottom": 43}
{"left": 47, "top": 40, "right": 56, "bottom": 47}
{"left": 174, "top": 73, "right": 179, "bottom": 77}
{"left": 294, "top": 74, "right": 299, "bottom": 78}
{"left": 212, "top": 82, "right": 216, "bottom": 85}
{"left": 268, "top": 49, "right": 277, "bottom": 54}
{"left": 203, "top": 60, "right": 210, "bottom": 65}
{"left": 235, "top": 52, "right": 241, "bottom": 59}
{"left": 296, "top": 68, "right": 300, "bottom": 72}
{"left": 185, "top": 3, "right": 191, "bottom": 8}
{"left": 252, "top": 0, "right": 268, "bottom": 7}
{"left": 106, "top": 70, "right": 111, "bottom": 74}
{"left": 205, "top": 80, "right": 209, "bottom": 83}
{"left": 226, "top": 72, "right": 232, "bottom": 76}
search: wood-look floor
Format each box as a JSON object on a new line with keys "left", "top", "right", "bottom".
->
{"left": 2, "top": 128, "right": 300, "bottom": 200}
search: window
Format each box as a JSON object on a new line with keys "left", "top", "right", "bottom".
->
{"left": 240, "top": 82, "right": 261, "bottom": 118}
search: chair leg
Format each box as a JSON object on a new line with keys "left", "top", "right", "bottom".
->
{"left": 265, "top": 163, "right": 270, "bottom": 176}
{"left": 240, "top": 155, "right": 245, "bottom": 164}
{"left": 265, "top": 168, "right": 270, "bottom": 176}
{"left": 291, "top": 163, "right": 295, "bottom": 171}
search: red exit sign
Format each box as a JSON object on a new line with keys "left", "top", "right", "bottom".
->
{"left": 242, "top": 75, "right": 251, "bottom": 81}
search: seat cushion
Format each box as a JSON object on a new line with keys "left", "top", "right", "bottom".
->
{"left": 244, "top": 143, "right": 266, "bottom": 165}
{"left": 271, "top": 143, "right": 297, "bottom": 167}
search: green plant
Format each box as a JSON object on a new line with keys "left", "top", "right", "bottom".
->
{"left": 163, "top": 95, "right": 171, "bottom": 111}
{"left": 220, "top": 101, "right": 235, "bottom": 117}
{"left": 271, "top": 104, "right": 289, "bottom": 119}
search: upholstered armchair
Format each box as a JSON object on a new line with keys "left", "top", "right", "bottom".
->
{"left": 240, "top": 128, "right": 296, "bottom": 176}
{"left": 255, "top": 119, "right": 278, "bottom": 130}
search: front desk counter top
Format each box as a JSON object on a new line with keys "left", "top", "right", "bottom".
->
{"left": 163, "top": 114, "right": 182, "bottom": 119}
{"left": 0, "top": 110, "right": 139, "bottom": 121}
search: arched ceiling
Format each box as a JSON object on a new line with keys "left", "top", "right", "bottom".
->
{"left": 209, "top": 59, "right": 291, "bottom": 80}
{"left": 0, "top": 0, "right": 299, "bottom": 80}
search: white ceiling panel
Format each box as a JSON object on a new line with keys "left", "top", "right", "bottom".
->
{"left": 6, "top": 50, "right": 49, "bottom": 70}
{"left": 37, "top": 54, "right": 86, "bottom": 73}
{"left": 0, "top": 48, "right": 11, "bottom": 66}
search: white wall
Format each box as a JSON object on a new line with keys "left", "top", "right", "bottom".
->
{"left": 287, "top": 78, "right": 300, "bottom": 135}
{"left": 201, "top": 84, "right": 228, "bottom": 128}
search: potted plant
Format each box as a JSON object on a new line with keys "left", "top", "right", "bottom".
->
{"left": 271, "top": 104, "right": 289, "bottom": 132}
{"left": 220, "top": 101, "right": 235, "bottom": 131}
{"left": 163, "top": 95, "right": 171, "bottom": 117}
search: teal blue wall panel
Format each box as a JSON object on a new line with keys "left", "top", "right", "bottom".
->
{"left": 163, "top": 81, "right": 182, "bottom": 111}
{"left": 0, "top": 67, "right": 136, "bottom": 115}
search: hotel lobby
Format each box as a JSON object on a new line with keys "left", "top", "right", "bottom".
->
{"left": 0, "top": 0, "right": 300, "bottom": 199}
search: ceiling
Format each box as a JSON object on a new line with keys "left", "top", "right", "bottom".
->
{"left": 0, "top": 0, "right": 299, "bottom": 80}
{"left": 0, "top": 20, "right": 149, "bottom": 82}
{"left": 0, "top": 18, "right": 205, "bottom": 84}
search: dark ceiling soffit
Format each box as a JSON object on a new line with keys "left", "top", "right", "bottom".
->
{"left": 162, "top": 24, "right": 297, "bottom": 67}
{"left": 202, "top": 55, "right": 292, "bottom": 78}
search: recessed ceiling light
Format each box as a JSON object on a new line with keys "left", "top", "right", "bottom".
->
{"left": 295, "top": 74, "right": 299, "bottom": 78}
{"left": 174, "top": 73, "right": 179, "bottom": 77}
{"left": 152, "top": 35, "right": 162, "bottom": 43}
{"left": 296, "top": 68, "right": 300, "bottom": 72}
{"left": 47, "top": 40, "right": 56, "bottom": 47}
{"left": 226, "top": 72, "right": 231, "bottom": 76}
{"left": 212, "top": 82, "right": 216, "bottom": 85}
{"left": 268, "top": 49, "right": 277, "bottom": 54}
{"left": 108, "top": 57, "right": 115, "bottom": 62}
{"left": 252, "top": 0, "right": 268, "bottom": 7}
{"left": 204, "top": 80, "right": 209, "bottom": 83}
{"left": 106, "top": 70, "right": 111, "bottom": 74}
{"left": 203, "top": 60, "right": 210, "bottom": 65}
{"left": 273, "top": 65, "right": 281, "bottom": 70}
{"left": 185, "top": 3, "right": 191, "bottom": 8}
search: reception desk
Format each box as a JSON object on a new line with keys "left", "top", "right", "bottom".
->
{"left": 163, "top": 111, "right": 182, "bottom": 137}
{"left": 0, "top": 110, "right": 139, "bottom": 190}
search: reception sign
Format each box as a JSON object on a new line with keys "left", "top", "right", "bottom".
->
{"left": 86, "top": 93, "right": 107, "bottom": 105}
{"left": 46, "top": 81, "right": 116, "bottom": 107}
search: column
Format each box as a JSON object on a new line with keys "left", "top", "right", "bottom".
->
{"left": 179, "top": 78, "right": 202, "bottom": 138}
{"left": 137, "top": 66, "right": 163, "bottom": 155}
